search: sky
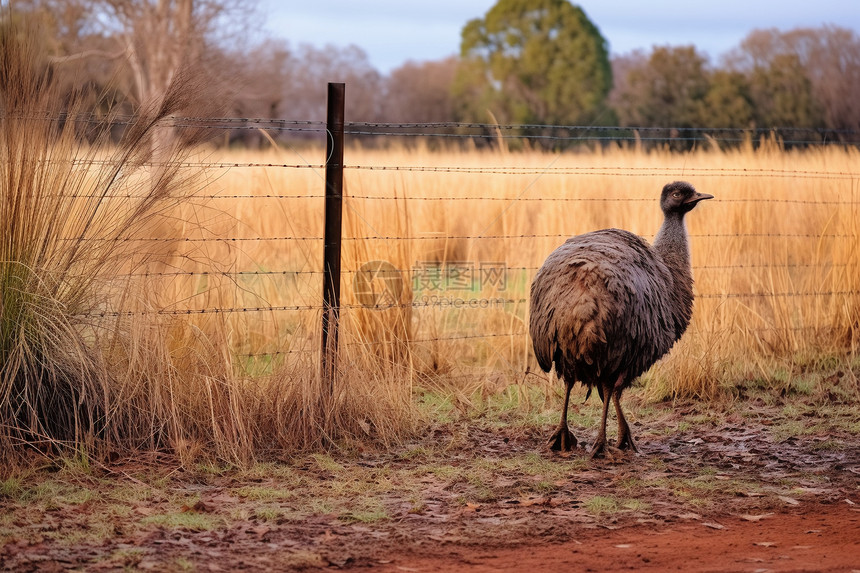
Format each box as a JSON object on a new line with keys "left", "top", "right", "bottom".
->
{"left": 258, "top": 1, "right": 860, "bottom": 74}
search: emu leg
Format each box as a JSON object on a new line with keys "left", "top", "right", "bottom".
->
{"left": 548, "top": 379, "right": 577, "bottom": 451}
{"left": 613, "top": 389, "right": 638, "bottom": 452}
{"left": 589, "top": 380, "right": 614, "bottom": 458}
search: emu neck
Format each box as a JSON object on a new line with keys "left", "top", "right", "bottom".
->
{"left": 653, "top": 212, "right": 692, "bottom": 285}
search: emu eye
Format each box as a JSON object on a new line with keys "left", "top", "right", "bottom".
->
{"left": 672, "top": 192, "right": 681, "bottom": 198}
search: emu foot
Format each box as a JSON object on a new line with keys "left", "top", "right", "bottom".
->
{"left": 589, "top": 437, "right": 624, "bottom": 460}
{"left": 547, "top": 424, "right": 577, "bottom": 452}
{"left": 615, "top": 431, "right": 638, "bottom": 453}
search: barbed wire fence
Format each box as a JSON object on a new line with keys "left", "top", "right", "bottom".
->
{"left": 29, "top": 84, "right": 860, "bottom": 380}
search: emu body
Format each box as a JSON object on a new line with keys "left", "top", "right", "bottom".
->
{"left": 529, "top": 181, "right": 712, "bottom": 457}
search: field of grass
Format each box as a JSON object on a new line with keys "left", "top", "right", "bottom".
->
{"left": 4, "top": 131, "right": 860, "bottom": 464}
{"left": 72, "top": 137, "right": 850, "bottom": 461}
{"left": 1, "top": 17, "right": 858, "bottom": 465}
{"left": 193, "top": 140, "right": 860, "bottom": 394}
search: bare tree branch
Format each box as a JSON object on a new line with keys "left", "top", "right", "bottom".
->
{"left": 49, "top": 48, "right": 126, "bottom": 64}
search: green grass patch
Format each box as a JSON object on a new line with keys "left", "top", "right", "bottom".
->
{"left": 341, "top": 503, "right": 390, "bottom": 524}
{"left": 234, "top": 485, "right": 295, "bottom": 501}
{"left": 415, "top": 389, "right": 457, "bottom": 422}
{"left": 173, "top": 557, "right": 195, "bottom": 571}
{"left": 583, "top": 495, "right": 651, "bottom": 515}
{"left": 0, "top": 477, "right": 22, "bottom": 499}
{"left": 254, "top": 506, "right": 284, "bottom": 521}
{"left": 105, "top": 548, "right": 145, "bottom": 569}
{"left": 584, "top": 496, "right": 619, "bottom": 514}
{"left": 311, "top": 454, "right": 346, "bottom": 474}
{"left": 771, "top": 420, "right": 807, "bottom": 442}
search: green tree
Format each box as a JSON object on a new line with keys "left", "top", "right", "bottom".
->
{"left": 611, "top": 46, "right": 710, "bottom": 128}
{"left": 747, "top": 52, "right": 821, "bottom": 128}
{"left": 453, "top": 0, "right": 612, "bottom": 127}
{"left": 704, "top": 70, "right": 754, "bottom": 128}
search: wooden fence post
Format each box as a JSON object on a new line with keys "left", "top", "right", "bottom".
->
{"left": 321, "top": 82, "right": 345, "bottom": 393}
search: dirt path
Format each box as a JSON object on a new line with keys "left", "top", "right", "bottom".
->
{"left": 376, "top": 503, "right": 859, "bottom": 573}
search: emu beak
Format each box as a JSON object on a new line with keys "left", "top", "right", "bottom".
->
{"left": 685, "top": 192, "right": 714, "bottom": 205}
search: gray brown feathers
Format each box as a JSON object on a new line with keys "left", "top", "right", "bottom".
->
{"left": 529, "top": 181, "right": 710, "bottom": 393}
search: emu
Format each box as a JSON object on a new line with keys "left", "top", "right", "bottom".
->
{"left": 529, "top": 181, "right": 712, "bottom": 458}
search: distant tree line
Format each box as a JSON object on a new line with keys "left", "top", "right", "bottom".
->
{"left": 610, "top": 27, "right": 860, "bottom": 136}
{"left": 4, "top": 0, "right": 860, "bottom": 148}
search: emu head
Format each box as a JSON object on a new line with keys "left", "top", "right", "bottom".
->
{"left": 660, "top": 181, "right": 714, "bottom": 215}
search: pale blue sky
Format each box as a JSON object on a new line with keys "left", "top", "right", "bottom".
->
{"left": 258, "top": 1, "right": 860, "bottom": 73}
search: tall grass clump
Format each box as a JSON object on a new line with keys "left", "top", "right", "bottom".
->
{"left": 1, "top": 15, "right": 418, "bottom": 467}
{"left": 0, "top": 13, "right": 209, "bottom": 462}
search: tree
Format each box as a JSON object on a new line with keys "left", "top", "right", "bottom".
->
{"left": 703, "top": 70, "right": 754, "bottom": 129}
{"left": 385, "top": 57, "right": 458, "bottom": 123}
{"left": 610, "top": 46, "right": 710, "bottom": 129}
{"left": 274, "top": 43, "right": 383, "bottom": 123}
{"left": 224, "top": 41, "right": 385, "bottom": 146}
{"left": 726, "top": 26, "right": 859, "bottom": 131}
{"left": 747, "top": 52, "right": 820, "bottom": 128}
{"left": 4, "top": 1, "right": 122, "bottom": 116}
{"left": 453, "top": 0, "right": 612, "bottom": 127}
{"left": 221, "top": 38, "right": 293, "bottom": 147}
{"left": 22, "top": 0, "right": 255, "bottom": 153}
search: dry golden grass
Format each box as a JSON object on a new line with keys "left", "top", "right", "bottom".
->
{"left": 183, "top": 140, "right": 859, "bottom": 406}
{"left": 0, "top": 15, "right": 413, "bottom": 466}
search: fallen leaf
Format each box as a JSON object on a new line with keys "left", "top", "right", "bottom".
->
{"left": 740, "top": 513, "right": 774, "bottom": 522}
{"left": 357, "top": 419, "right": 371, "bottom": 435}
{"left": 754, "top": 542, "right": 777, "bottom": 547}
{"left": 778, "top": 496, "right": 800, "bottom": 505}
{"left": 702, "top": 522, "right": 725, "bottom": 530}
{"left": 181, "top": 500, "right": 210, "bottom": 513}
{"left": 615, "top": 544, "right": 633, "bottom": 549}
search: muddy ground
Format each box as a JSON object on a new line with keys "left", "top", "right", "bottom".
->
{"left": 1, "top": 393, "right": 858, "bottom": 571}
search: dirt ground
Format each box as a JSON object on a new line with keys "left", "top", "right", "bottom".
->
{"left": 380, "top": 504, "right": 859, "bottom": 572}
{"left": 1, "top": 396, "right": 859, "bottom": 572}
